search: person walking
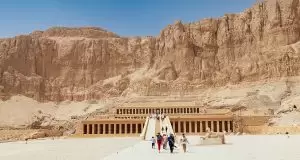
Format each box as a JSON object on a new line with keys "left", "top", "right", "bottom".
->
{"left": 165, "top": 126, "right": 168, "bottom": 133}
{"left": 156, "top": 133, "right": 163, "bottom": 153}
{"left": 162, "top": 134, "right": 168, "bottom": 149}
{"left": 168, "top": 134, "right": 175, "bottom": 153}
{"left": 151, "top": 136, "right": 156, "bottom": 149}
{"left": 180, "top": 134, "right": 189, "bottom": 153}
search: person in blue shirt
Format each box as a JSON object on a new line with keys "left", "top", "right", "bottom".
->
{"left": 168, "top": 134, "right": 175, "bottom": 153}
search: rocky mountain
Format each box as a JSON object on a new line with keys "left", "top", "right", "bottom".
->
{"left": 1, "top": 0, "right": 300, "bottom": 110}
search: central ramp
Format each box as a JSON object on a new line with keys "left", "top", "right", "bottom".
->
{"left": 144, "top": 118, "right": 156, "bottom": 140}
{"left": 161, "top": 116, "right": 174, "bottom": 135}
{"left": 142, "top": 116, "right": 174, "bottom": 140}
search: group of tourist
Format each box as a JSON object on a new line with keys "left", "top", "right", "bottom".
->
{"left": 151, "top": 133, "right": 189, "bottom": 153}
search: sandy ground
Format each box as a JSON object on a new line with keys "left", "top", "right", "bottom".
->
{"left": 0, "top": 129, "right": 38, "bottom": 141}
{"left": 0, "top": 96, "right": 111, "bottom": 127}
{"left": 1, "top": 135, "right": 299, "bottom": 160}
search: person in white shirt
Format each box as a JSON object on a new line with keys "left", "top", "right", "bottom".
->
{"left": 180, "top": 134, "right": 189, "bottom": 153}
{"left": 151, "top": 136, "right": 156, "bottom": 149}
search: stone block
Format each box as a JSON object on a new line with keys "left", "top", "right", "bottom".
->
{"left": 199, "top": 137, "right": 223, "bottom": 145}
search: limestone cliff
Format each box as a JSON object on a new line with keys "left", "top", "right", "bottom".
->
{"left": 1, "top": 0, "right": 300, "bottom": 105}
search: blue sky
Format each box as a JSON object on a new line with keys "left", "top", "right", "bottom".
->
{"left": 0, "top": 0, "right": 256, "bottom": 37}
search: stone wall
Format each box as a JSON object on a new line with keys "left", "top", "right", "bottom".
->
{"left": 244, "top": 126, "right": 300, "bottom": 134}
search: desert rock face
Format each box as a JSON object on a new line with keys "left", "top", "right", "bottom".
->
{"left": 1, "top": 0, "right": 300, "bottom": 110}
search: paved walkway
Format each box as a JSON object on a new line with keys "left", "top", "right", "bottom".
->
{"left": 104, "top": 135, "right": 300, "bottom": 160}
{"left": 1, "top": 135, "right": 300, "bottom": 160}
{"left": 0, "top": 137, "right": 140, "bottom": 160}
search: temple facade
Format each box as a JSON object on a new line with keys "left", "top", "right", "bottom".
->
{"left": 78, "top": 102, "right": 235, "bottom": 136}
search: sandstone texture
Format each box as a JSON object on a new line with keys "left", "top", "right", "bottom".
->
{"left": 1, "top": 0, "right": 300, "bottom": 128}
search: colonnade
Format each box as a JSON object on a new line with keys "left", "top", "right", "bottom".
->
{"left": 114, "top": 116, "right": 147, "bottom": 119}
{"left": 171, "top": 120, "right": 233, "bottom": 133}
{"left": 83, "top": 122, "right": 144, "bottom": 135}
{"left": 116, "top": 107, "right": 204, "bottom": 115}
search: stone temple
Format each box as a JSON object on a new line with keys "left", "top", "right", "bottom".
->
{"left": 76, "top": 101, "right": 240, "bottom": 138}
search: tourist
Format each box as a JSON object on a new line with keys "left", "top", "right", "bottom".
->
{"left": 163, "top": 134, "right": 168, "bottom": 149}
{"left": 161, "top": 126, "right": 164, "bottom": 132}
{"left": 286, "top": 131, "right": 290, "bottom": 138}
{"left": 180, "top": 134, "right": 189, "bottom": 153}
{"left": 151, "top": 136, "right": 156, "bottom": 149}
{"left": 168, "top": 134, "right": 175, "bottom": 153}
{"left": 156, "top": 133, "right": 163, "bottom": 153}
{"left": 165, "top": 126, "right": 168, "bottom": 133}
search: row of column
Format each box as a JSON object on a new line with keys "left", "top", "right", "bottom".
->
{"left": 114, "top": 116, "right": 147, "bottom": 119}
{"left": 83, "top": 123, "right": 144, "bottom": 135}
{"left": 171, "top": 120, "right": 233, "bottom": 133}
{"left": 117, "top": 107, "right": 204, "bottom": 115}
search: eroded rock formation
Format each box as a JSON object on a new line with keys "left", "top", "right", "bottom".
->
{"left": 1, "top": 0, "right": 300, "bottom": 103}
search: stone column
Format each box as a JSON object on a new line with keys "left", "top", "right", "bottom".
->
{"left": 120, "top": 124, "right": 123, "bottom": 134}
{"left": 178, "top": 121, "right": 181, "bottom": 133}
{"left": 108, "top": 123, "right": 111, "bottom": 134}
{"left": 99, "top": 124, "right": 102, "bottom": 134}
{"left": 222, "top": 121, "right": 225, "bottom": 132}
{"left": 114, "top": 124, "right": 117, "bottom": 134}
{"left": 131, "top": 124, "right": 134, "bottom": 134}
{"left": 87, "top": 124, "right": 90, "bottom": 134}
{"left": 227, "top": 121, "right": 231, "bottom": 132}
{"left": 194, "top": 121, "right": 197, "bottom": 133}
{"left": 205, "top": 121, "right": 208, "bottom": 131}
{"left": 217, "top": 121, "right": 220, "bottom": 132}
{"left": 125, "top": 123, "right": 128, "bottom": 134}
{"left": 183, "top": 121, "right": 187, "bottom": 133}
{"left": 199, "top": 121, "right": 202, "bottom": 133}
{"left": 90, "top": 124, "right": 94, "bottom": 134}
{"left": 211, "top": 121, "right": 214, "bottom": 132}
{"left": 136, "top": 123, "right": 139, "bottom": 134}
{"left": 189, "top": 121, "right": 192, "bottom": 134}
{"left": 103, "top": 124, "right": 106, "bottom": 135}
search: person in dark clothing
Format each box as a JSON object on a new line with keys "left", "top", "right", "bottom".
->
{"left": 168, "top": 134, "right": 175, "bottom": 153}
{"left": 156, "top": 133, "right": 163, "bottom": 153}
{"left": 286, "top": 131, "right": 290, "bottom": 138}
{"left": 165, "top": 126, "right": 168, "bottom": 133}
